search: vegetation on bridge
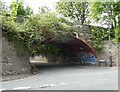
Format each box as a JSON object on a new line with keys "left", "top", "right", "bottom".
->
{"left": 1, "top": 0, "right": 120, "bottom": 63}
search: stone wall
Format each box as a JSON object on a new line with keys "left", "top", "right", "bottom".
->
{"left": 0, "top": 25, "right": 2, "bottom": 77}
{"left": 118, "top": 43, "right": 120, "bottom": 66}
{"left": 2, "top": 34, "right": 31, "bottom": 75}
{"left": 96, "top": 40, "right": 119, "bottom": 66}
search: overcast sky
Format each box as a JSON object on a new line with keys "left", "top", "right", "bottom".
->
{"left": 3, "top": 0, "right": 60, "bottom": 14}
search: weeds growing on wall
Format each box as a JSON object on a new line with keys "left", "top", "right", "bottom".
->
{"left": 112, "top": 27, "right": 120, "bottom": 43}
{"left": 1, "top": 11, "right": 73, "bottom": 58}
{"left": 90, "top": 26, "right": 108, "bottom": 50}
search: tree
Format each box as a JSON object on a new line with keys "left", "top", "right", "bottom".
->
{"left": 90, "top": 2, "right": 120, "bottom": 43}
{"left": 38, "top": 6, "right": 50, "bottom": 14}
{"left": 0, "top": 1, "right": 8, "bottom": 15}
{"left": 90, "top": 2, "right": 120, "bottom": 29}
{"left": 8, "top": 0, "right": 33, "bottom": 22}
{"left": 25, "top": 6, "right": 33, "bottom": 15}
{"left": 56, "top": 1, "right": 89, "bottom": 25}
{"left": 9, "top": 0, "right": 18, "bottom": 17}
{"left": 10, "top": 0, "right": 33, "bottom": 16}
{"left": 17, "top": 1, "right": 26, "bottom": 15}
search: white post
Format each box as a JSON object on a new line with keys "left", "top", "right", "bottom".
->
{"left": 106, "top": 0, "right": 112, "bottom": 67}
{"left": 73, "top": 32, "right": 79, "bottom": 38}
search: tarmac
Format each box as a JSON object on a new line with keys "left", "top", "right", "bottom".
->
{"left": 2, "top": 74, "right": 33, "bottom": 82}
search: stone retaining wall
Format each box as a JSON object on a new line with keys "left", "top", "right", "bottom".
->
{"left": 2, "top": 33, "right": 31, "bottom": 75}
{"left": 118, "top": 43, "right": 120, "bottom": 66}
{"left": 0, "top": 25, "right": 2, "bottom": 76}
{"left": 96, "top": 40, "right": 119, "bottom": 66}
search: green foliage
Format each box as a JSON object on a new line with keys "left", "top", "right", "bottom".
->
{"left": 4, "top": 0, "right": 120, "bottom": 60}
{"left": 25, "top": 6, "right": 33, "bottom": 15}
{"left": 2, "top": 18, "right": 41, "bottom": 56}
{"left": 17, "top": 1, "right": 33, "bottom": 15}
{"left": 17, "top": 1, "right": 27, "bottom": 15}
{"left": 10, "top": 0, "right": 33, "bottom": 17}
{"left": 0, "top": 1, "right": 8, "bottom": 15}
{"left": 90, "top": 2, "right": 120, "bottom": 45}
{"left": 56, "top": 1, "right": 89, "bottom": 25}
{"left": 112, "top": 27, "right": 120, "bottom": 43}
{"left": 91, "top": 26, "right": 108, "bottom": 50}
{"left": 39, "top": 6, "right": 50, "bottom": 14}
{"left": 1, "top": 0, "right": 75, "bottom": 63}
{"left": 9, "top": 0, "right": 18, "bottom": 17}
{"left": 2, "top": 17, "right": 22, "bottom": 32}
{"left": 23, "top": 12, "right": 72, "bottom": 34}
{"left": 35, "top": 44, "right": 60, "bottom": 57}
{"left": 2, "top": 8, "right": 73, "bottom": 57}
{"left": 90, "top": 2, "right": 105, "bottom": 19}
{"left": 2, "top": 17, "right": 27, "bottom": 55}
{"left": 90, "top": 2, "right": 120, "bottom": 28}
{"left": 22, "top": 12, "right": 73, "bottom": 56}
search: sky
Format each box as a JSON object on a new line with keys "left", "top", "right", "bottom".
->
{"left": 3, "top": 0, "right": 60, "bottom": 14}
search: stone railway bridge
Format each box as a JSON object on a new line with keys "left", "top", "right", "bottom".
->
{"left": 0, "top": 28, "right": 119, "bottom": 76}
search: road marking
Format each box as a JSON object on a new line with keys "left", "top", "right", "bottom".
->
{"left": 0, "top": 89, "right": 6, "bottom": 91}
{"left": 102, "top": 79, "right": 108, "bottom": 80}
{"left": 39, "top": 82, "right": 68, "bottom": 88}
{"left": 50, "top": 84, "right": 56, "bottom": 87}
{"left": 13, "top": 86, "right": 31, "bottom": 90}
{"left": 40, "top": 85, "right": 51, "bottom": 88}
{"left": 59, "top": 82, "right": 67, "bottom": 85}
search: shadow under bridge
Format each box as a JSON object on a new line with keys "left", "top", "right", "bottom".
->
{"left": 43, "top": 35, "right": 97, "bottom": 65}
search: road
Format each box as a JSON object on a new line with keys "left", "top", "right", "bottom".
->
{"left": 1, "top": 65, "right": 118, "bottom": 90}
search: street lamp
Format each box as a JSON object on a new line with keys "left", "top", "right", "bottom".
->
{"left": 106, "top": 0, "right": 112, "bottom": 67}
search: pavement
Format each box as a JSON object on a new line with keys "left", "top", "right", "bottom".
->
{"left": 1, "top": 62, "right": 89, "bottom": 82}
{"left": 2, "top": 74, "right": 33, "bottom": 82}
{"left": 1, "top": 65, "right": 118, "bottom": 90}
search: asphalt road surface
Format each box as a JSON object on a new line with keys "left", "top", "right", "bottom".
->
{"left": 1, "top": 65, "right": 118, "bottom": 90}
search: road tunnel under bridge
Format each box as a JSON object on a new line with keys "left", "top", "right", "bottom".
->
{"left": 43, "top": 35, "right": 97, "bottom": 65}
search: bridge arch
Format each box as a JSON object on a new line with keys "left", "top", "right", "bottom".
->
{"left": 44, "top": 35, "right": 97, "bottom": 64}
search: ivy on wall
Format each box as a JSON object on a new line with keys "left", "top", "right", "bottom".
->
{"left": 1, "top": 11, "right": 74, "bottom": 58}
{"left": 112, "top": 27, "right": 120, "bottom": 43}
{"left": 90, "top": 26, "right": 108, "bottom": 50}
